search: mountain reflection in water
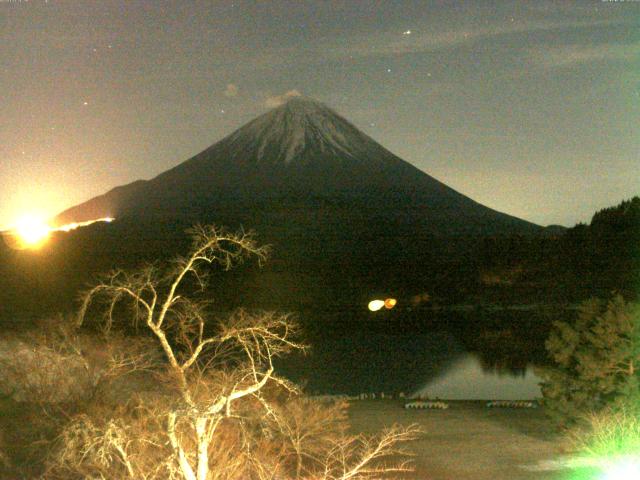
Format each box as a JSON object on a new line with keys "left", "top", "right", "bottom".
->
{"left": 413, "top": 354, "right": 542, "bottom": 400}
{"left": 277, "top": 309, "right": 553, "bottom": 397}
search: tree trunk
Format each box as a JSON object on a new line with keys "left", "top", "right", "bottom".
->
{"left": 168, "top": 412, "right": 197, "bottom": 480}
{"left": 196, "top": 417, "right": 210, "bottom": 480}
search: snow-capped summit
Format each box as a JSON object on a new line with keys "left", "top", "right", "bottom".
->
{"left": 193, "top": 95, "right": 402, "bottom": 169}
{"left": 223, "top": 96, "right": 370, "bottom": 165}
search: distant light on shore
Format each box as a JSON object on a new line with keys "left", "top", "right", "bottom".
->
{"left": 368, "top": 300, "right": 385, "bottom": 312}
{"left": 368, "top": 298, "right": 397, "bottom": 312}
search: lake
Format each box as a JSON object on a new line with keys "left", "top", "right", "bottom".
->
{"left": 277, "top": 307, "right": 557, "bottom": 399}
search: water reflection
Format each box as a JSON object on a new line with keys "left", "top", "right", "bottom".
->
{"left": 277, "top": 308, "right": 555, "bottom": 397}
{"left": 456, "top": 318, "right": 551, "bottom": 377}
{"left": 277, "top": 330, "right": 466, "bottom": 395}
{"left": 413, "top": 353, "right": 542, "bottom": 400}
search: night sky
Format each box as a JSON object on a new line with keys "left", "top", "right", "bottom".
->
{"left": 2, "top": 0, "right": 638, "bottom": 229}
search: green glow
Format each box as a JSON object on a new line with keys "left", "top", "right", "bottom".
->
{"left": 601, "top": 458, "right": 640, "bottom": 480}
{"left": 564, "top": 404, "right": 640, "bottom": 480}
{"left": 558, "top": 456, "right": 640, "bottom": 480}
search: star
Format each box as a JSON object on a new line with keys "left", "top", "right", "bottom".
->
{"left": 386, "top": 68, "right": 391, "bottom": 73}
{"left": 83, "top": 101, "right": 89, "bottom": 106}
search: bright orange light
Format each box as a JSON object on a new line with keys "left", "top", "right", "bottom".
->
{"left": 368, "top": 300, "right": 385, "bottom": 312}
{"left": 2, "top": 215, "right": 115, "bottom": 250}
{"left": 384, "top": 298, "right": 397, "bottom": 309}
{"left": 14, "top": 215, "right": 51, "bottom": 247}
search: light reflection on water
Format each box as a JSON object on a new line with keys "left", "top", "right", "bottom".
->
{"left": 413, "top": 353, "right": 543, "bottom": 400}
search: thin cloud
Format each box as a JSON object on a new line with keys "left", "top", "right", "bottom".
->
{"left": 264, "top": 90, "right": 302, "bottom": 108}
{"left": 314, "top": 18, "right": 626, "bottom": 62}
{"left": 528, "top": 42, "right": 640, "bottom": 69}
{"left": 178, "top": 18, "right": 632, "bottom": 79}
{"left": 224, "top": 83, "right": 239, "bottom": 97}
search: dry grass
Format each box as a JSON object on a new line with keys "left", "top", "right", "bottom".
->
{"left": 348, "top": 399, "right": 562, "bottom": 480}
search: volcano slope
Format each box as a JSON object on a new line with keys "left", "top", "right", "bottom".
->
{"left": 56, "top": 97, "right": 537, "bottom": 235}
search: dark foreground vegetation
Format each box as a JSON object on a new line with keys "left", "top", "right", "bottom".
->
{"left": 1, "top": 226, "right": 419, "bottom": 479}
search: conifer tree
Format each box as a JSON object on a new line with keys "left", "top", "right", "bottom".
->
{"left": 538, "top": 295, "right": 640, "bottom": 426}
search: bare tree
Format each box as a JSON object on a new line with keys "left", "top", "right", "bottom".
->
{"left": 46, "top": 225, "right": 418, "bottom": 480}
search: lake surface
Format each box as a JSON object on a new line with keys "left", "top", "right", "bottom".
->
{"left": 414, "top": 354, "right": 543, "bottom": 400}
{"left": 277, "top": 308, "right": 556, "bottom": 399}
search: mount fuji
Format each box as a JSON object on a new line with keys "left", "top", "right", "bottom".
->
{"left": 55, "top": 97, "right": 539, "bottom": 235}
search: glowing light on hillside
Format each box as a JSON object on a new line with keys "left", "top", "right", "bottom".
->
{"left": 56, "top": 217, "right": 114, "bottom": 232}
{"left": 368, "top": 300, "right": 385, "bottom": 312}
{"left": 14, "top": 215, "right": 50, "bottom": 247}
{"left": 2, "top": 216, "right": 115, "bottom": 250}
{"left": 384, "top": 298, "right": 397, "bottom": 309}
